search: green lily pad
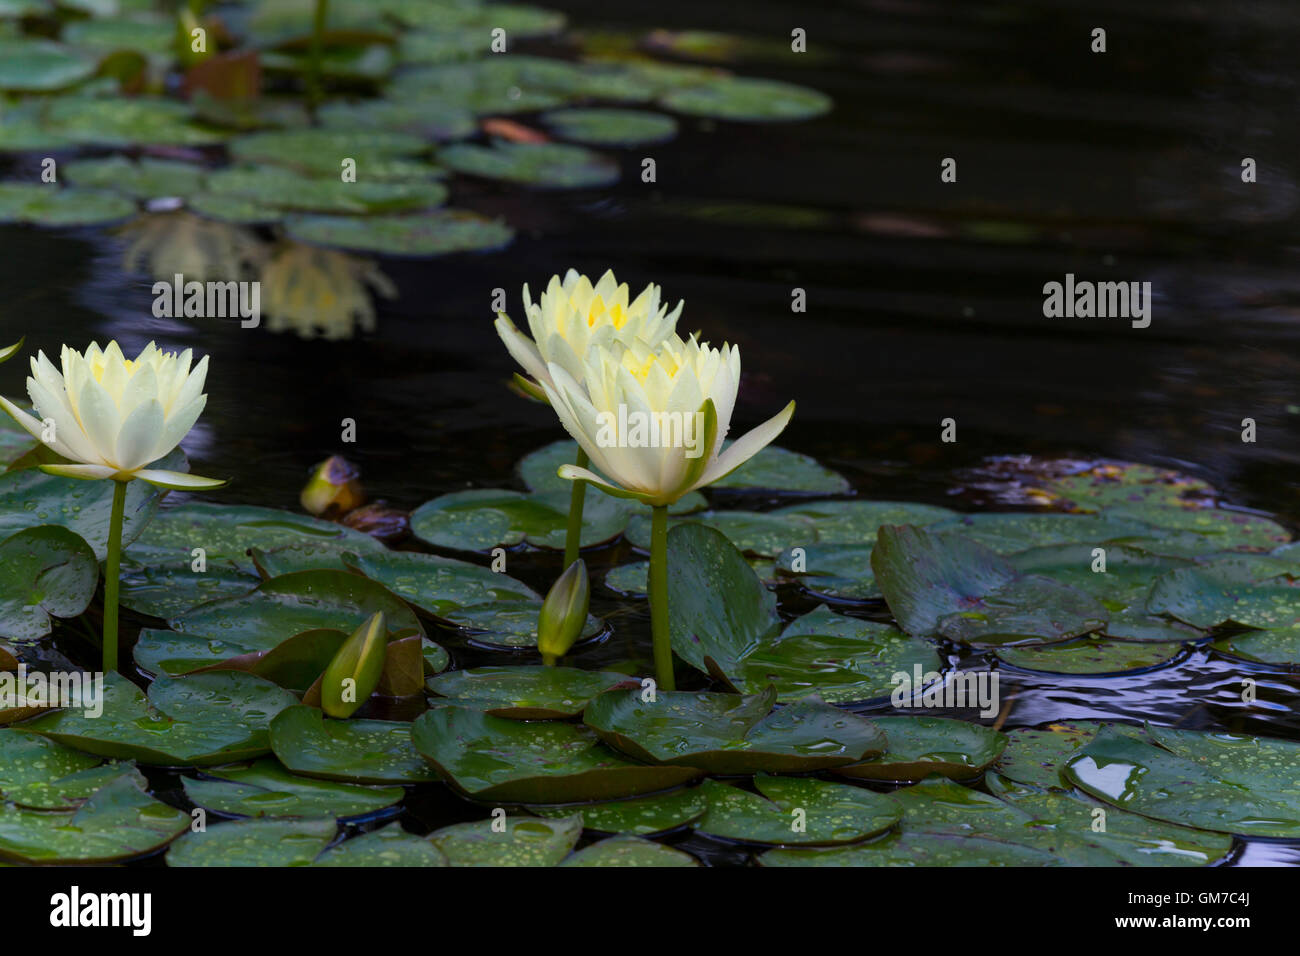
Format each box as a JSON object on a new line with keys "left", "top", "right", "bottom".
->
{"left": 0, "top": 183, "right": 137, "bottom": 227}
{"left": 733, "top": 606, "right": 944, "bottom": 704}
{"left": 441, "top": 600, "right": 601, "bottom": 650}
{"left": 0, "top": 526, "right": 98, "bottom": 642}
{"left": 284, "top": 210, "right": 514, "bottom": 256}
{"left": 836, "top": 716, "right": 1007, "bottom": 782}
{"left": 426, "top": 666, "right": 636, "bottom": 718}
{"left": 1063, "top": 725, "right": 1300, "bottom": 838}
{"left": 775, "top": 499, "right": 955, "bottom": 544}
{"left": 344, "top": 549, "right": 538, "bottom": 616}
{"left": 62, "top": 14, "right": 175, "bottom": 57}
{"left": 43, "top": 96, "right": 222, "bottom": 147}
{"left": 761, "top": 830, "right": 1061, "bottom": 867}
{"left": 0, "top": 729, "right": 142, "bottom": 809}
{"left": 172, "top": 569, "right": 423, "bottom": 652}
{"left": 1212, "top": 625, "right": 1300, "bottom": 665}
{"left": 429, "top": 814, "right": 583, "bottom": 867}
{"left": 263, "top": 43, "right": 395, "bottom": 81}
{"left": 533, "top": 786, "right": 708, "bottom": 836}
{"left": 997, "top": 637, "right": 1185, "bottom": 674}
{"left": 1148, "top": 559, "right": 1300, "bottom": 630}
{"left": 412, "top": 704, "right": 701, "bottom": 803}
{"left": 585, "top": 686, "right": 885, "bottom": 773}
{"left": 604, "top": 560, "right": 650, "bottom": 597}
{"left": 668, "top": 522, "right": 780, "bottom": 679}
{"left": 63, "top": 156, "right": 207, "bottom": 201}
{"left": 182, "top": 758, "right": 403, "bottom": 820}
{"left": 695, "top": 775, "right": 901, "bottom": 846}
{"left": 873, "top": 525, "right": 1107, "bottom": 645}
{"left": 411, "top": 488, "right": 628, "bottom": 552}
{"left": 992, "top": 721, "right": 1145, "bottom": 790}
{"left": 206, "top": 165, "right": 448, "bottom": 214}
{"left": 129, "top": 502, "right": 382, "bottom": 574}
{"left": 930, "top": 512, "right": 1155, "bottom": 554}
{"left": 775, "top": 544, "right": 880, "bottom": 600}
{"left": 228, "top": 128, "right": 428, "bottom": 178}
{"left": 269, "top": 706, "right": 436, "bottom": 784}
{"left": 659, "top": 77, "right": 831, "bottom": 121}
{"left": 119, "top": 560, "right": 260, "bottom": 620}
{"left": 318, "top": 96, "right": 476, "bottom": 141}
{"left": 1031, "top": 462, "right": 1215, "bottom": 511}
{"left": 313, "top": 823, "right": 448, "bottom": 867}
{"left": 0, "top": 774, "right": 189, "bottom": 864}
{"left": 627, "top": 509, "right": 812, "bottom": 558}
{"left": 25, "top": 671, "right": 298, "bottom": 766}
{"left": 167, "top": 817, "right": 336, "bottom": 867}
{"left": 0, "top": 39, "right": 97, "bottom": 91}
{"left": 560, "top": 835, "right": 698, "bottom": 866}
{"left": 441, "top": 140, "right": 620, "bottom": 188}
{"left": 1110, "top": 504, "right": 1290, "bottom": 552}
{"left": 541, "top": 108, "right": 678, "bottom": 147}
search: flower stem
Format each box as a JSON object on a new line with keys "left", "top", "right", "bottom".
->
{"left": 563, "top": 447, "right": 589, "bottom": 568}
{"left": 103, "top": 479, "right": 127, "bottom": 674}
{"left": 307, "top": 0, "right": 328, "bottom": 108}
{"left": 648, "top": 504, "right": 675, "bottom": 691}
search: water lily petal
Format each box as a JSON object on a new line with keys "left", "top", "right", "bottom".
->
{"left": 151, "top": 394, "right": 206, "bottom": 461}
{"left": 557, "top": 464, "right": 657, "bottom": 504}
{"left": 494, "top": 314, "right": 551, "bottom": 388}
{"left": 696, "top": 400, "right": 796, "bottom": 488}
{"left": 38, "top": 462, "right": 117, "bottom": 481}
{"left": 0, "top": 339, "right": 23, "bottom": 365}
{"left": 134, "top": 469, "right": 228, "bottom": 490}
{"left": 116, "top": 398, "right": 165, "bottom": 471}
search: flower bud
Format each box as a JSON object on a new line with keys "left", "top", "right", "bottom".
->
{"left": 538, "top": 559, "right": 590, "bottom": 666}
{"left": 300, "top": 455, "right": 365, "bottom": 517}
{"left": 321, "top": 611, "right": 387, "bottom": 718}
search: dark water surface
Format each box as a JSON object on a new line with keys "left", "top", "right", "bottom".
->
{"left": 3, "top": 0, "right": 1300, "bottom": 865}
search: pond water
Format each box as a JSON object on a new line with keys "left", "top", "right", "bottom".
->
{"left": 2, "top": 0, "right": 1299, "bottom": 866}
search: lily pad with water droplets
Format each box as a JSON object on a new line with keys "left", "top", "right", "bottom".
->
{"left": 532, "top": 786, "right": 708, "bottom": 836}
{"left": 167, "top": 817, "right": 336, "bottom": 867}
{"left": 541, "top": 108, "right": 679, "bottom": 147}
{"left": 284, "top": 210, "right": 515, "bottom": 257}
{"left": 930, "top": 512, "right": 1155, "bottom": 555}
{"left": 24, "top": 671, "right": 298, "bottom": 766}
{"left": 119, "top": 560, "right": 260, "bottom": 620}
{"left": 0, "top": 526, "right": 98, "bottom": 642}
{"left": 732, "top": 606, "right": 944, "bottom": 704}
{"left": 411, "top": 488, "right": 627, "bottom": 552}
{"left": 774, "top": 499, "right": 955, "bottom": 544}
{"left": 429, "top": 813, "right": 583, "bottom": 867}
{"left": 441, "top": 600, "right": 601, "bottom": 650}
{"left": 1212, "top": 625, "right": 1300, "bottom": 666}
{"left": 695, "top": 775, "right": 901, "bottom": 846}
{"left": 313, "top": 823, "right": 448, "bottom": 866}
{"left": 761, "top": 830, "right": 1061, "bottom": 867}
{"left": 560, "top": 834, "right": 698, "bottom": 866}
{"left": 0, "top": 729, "right": 143, "bottom": 809}
{"left": 440, "top": 141, "right": 620, "bottom": 189}
{"left": 584, "top": 686, "right": 885, "bottom": 773}
{"left": 171, "top": 569, "right": 424, "bottom": 651}
{"left": 775, "top": 544, "right": 880, "bottom": 601}
{"left": 269, "top": 706, "right": 436, "bottom": 785}
{"left": 412, "top": 704, "right": 701, "bottom": 803}
{"left": 344, "top": 549, "right": 539, "bottom": 616}
{"left": 993, "top": 722, "right": 1147, "bottom": 790}
{"left": 1063, "top": 725, "right": 1300, "bottom": 838}
{"left": 0, "top": 774, "right": 190, "bottom": 864}
{"left": 626, "top": 509, "right": 811, "bottom": 558}
{"left": 997, "top": 637, "right": 1185, "bottom": 674}
{"left": 182, "top": 758, "right": 403, "bottom": 820}
{"left": 128, "top": 502, "right": 384, "bottom": 574}
{"left": 42, "top": 96, "right": 223, "bottom": 147}
{"left": 426, "top": 665, "right": 636, "bottom": 718}
{"left": 1147, "top": 559, "right": 1300, "bottom": 630}
{"left": 659, "top": 77, "right": 831, "bottom": 122}
{"left": 835, "top": 716, "right": 1007, "bottom": 783}
{"left": 667, "top": 523, "right": 780, "bottom": 680}
{"left": 228, "top": 128, "right": 428, "bottom": 178}
{"left": 318, "top": 96, "right": 477, "bottom": 141}
{"left": 206, "top": 165, "right": 448, "bottom": 215}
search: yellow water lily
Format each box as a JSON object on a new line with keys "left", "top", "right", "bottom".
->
{"left": 0, "top": 341, "right": 223, "bottom": 490}
{"left": 542, "top": 334, "right": 793, "bottom": 692}
{"left": 494, "top": 268, "right": 683, "bottom": 400}
{"left": 544, "top": 334, "right": 794, "bottom": 508}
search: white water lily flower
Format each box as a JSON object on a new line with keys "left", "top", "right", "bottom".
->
{"left": 0, "top": 340, "right": 224, "bottom": 490}
{"left": 542, "top": 334, "right": 794, "bottom": 507}
{"left": 495, "top": 268, "right": 683, "bottom": 399}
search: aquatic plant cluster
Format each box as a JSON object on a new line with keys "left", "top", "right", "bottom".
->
{"left": 0, "top": 0, "right": 829, "bottom": 338}
{"left": 0, "top": 309, "right": 1298, "bottom": 863}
